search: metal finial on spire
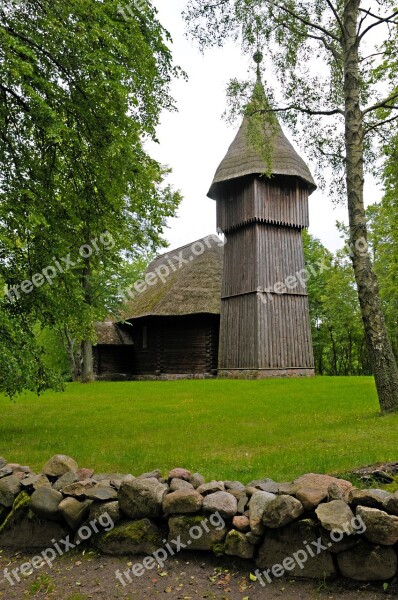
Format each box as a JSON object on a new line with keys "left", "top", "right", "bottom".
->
{"left": 253, "top": 49, "right": 263, "bottom": 81}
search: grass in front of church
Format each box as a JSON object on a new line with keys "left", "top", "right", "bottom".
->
{"left": 1, "top": 377, "right": 396, "bottom": 483}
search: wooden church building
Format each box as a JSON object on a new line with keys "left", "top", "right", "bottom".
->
{"left": 94, "top": 62, "right": 317, "bottom": 380}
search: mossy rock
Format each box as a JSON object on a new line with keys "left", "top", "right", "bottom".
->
{"left": 212, "top": 543, "right": 225, "bottom": 557}
{"left": 224, "top": 530, "right": 254, "bottom": 559}
{"left": 0, "top": 491, "right": 70, "bottom": 548}
{"left": 168, "top": 515, "right": 228, "bottom": 551}
{"left": 94, "top": 518, "right": 164, "bottom": 555}
{"left": 0, "top": 491, "right": 31, "bottom": 536}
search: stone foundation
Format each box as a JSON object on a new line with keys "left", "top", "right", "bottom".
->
{"left": 1, "top": 456, "right": 398, "bottom": 584}
{"left": 217, "top": 368, "right": 315, "bottom": 379}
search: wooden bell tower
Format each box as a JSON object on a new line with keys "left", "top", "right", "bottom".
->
{"left": 208, "top": 57, "right": 316, "bottom": 378}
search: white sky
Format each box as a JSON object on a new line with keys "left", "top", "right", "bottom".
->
{"left": 149, "top": 0, "right": 382, "bottom": 253}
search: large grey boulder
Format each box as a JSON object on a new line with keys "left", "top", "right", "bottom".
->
{"left": 169, "top": 478, "right": 194, "bottom": 492}
{"left": 203, "top": 491, "right": 238, "bottom": 519}
{"left": 383, "top": 492, "right": 398, "bottom": 516}
{"left": 246, "top": 478, "right": 279, "bottom": 494}
{"left": 0, "top": 491, "right": 69, "bottom": 548}
{"left": 197, "top": 481, "right": 225, "bottom": 496}
{"left": 94, "top": 519, "right": 164, "bottom": 555}
{"left": 257, "top": 519, "right": 336, "bottom": 579}
{"left": 53, "top": 471, "right": 79, "bottom": 492}
{"left": 293, "top": 474, "right": 352, "bottom": 510}
{"left": 89, "top": 501, "right": 122, "bottom": 525}
{"left": 118, "top": 478, "right": 166, "bottom": 519}
{"left": 30, "top": 487, "right": 63, "bottom": 521}
{"left": 42, "top": 455, "right": 78, "bottom": 478}
{"left": 224, "top": 529, "right": 254, "bottom": 559}
{"left": 237, "top": 495, "right": 249, "bottom": 514}
{"left": 262, "top": 495, "right": 304, "bottom": 528}
{"left": 356, "top": 506, "right": 398, "bottom": 546}
{"left": 168, "top": 468, "right": 191, "bottom": 481}
{"left": 315, "top": 500, "right": 356, "bottom": 534}
{"left": 320, "top": 527, "right": 359, "bottom": 554}
{"left": 168, "top": 515, "right": 227, "bottom": 551}
{"left": 21, "top": 474, "right": 51, "bottom": 493}
{"left": 224, "top": 481, "right": 245, "bottom": 491}
{"left": 189, "top": 473, "right": 205, "bottom": 489}
{"left": 348, "top": 488, "right": 392, "bottom": 509}
{"left": 0, "top": 467, "right": 13, "bottom": 479}
{"left": 248, "top": 491, "right": 276, "bottom": 535}
{"left": 59, "top": 497, "right": 92, "bottom": 530}
{"left": 163, "top": 489, "right": 203, "bottom": 515}
{"left": 84, "top": 486, "right": 118, "bottom": 502}
{"left": 62, "top": 480, "right": 98, "bottom": 498}
{"left": 0, "top": 475, "right": 22, "bottom": 507}
{"left": 337, "top": 540, "right": 397, "bottom": 581}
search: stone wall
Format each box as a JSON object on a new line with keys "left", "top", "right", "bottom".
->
{"left": 1, "top": 455, "right": 398, "bottom": 584}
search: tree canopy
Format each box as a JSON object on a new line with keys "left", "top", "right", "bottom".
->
{"left": 0, "top": 0, "right": 182, "bottom": 394}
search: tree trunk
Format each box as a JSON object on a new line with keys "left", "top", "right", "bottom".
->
{"left": 81, "top": 256, "right": 94, "bottom": 383}
{"left": 63, "top": 326, "right": 81, "bottom": 381}
{"left": 81, "top": 339, "right": 94, "bottom": 383}
{"left": 343, "top": 0, "right": 398, "bottom": 413}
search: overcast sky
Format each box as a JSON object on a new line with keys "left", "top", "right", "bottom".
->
{"left": 149, "top": 0, "right": 381, "bottom": 253}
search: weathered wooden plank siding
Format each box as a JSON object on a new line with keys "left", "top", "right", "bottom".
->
{"left": 222, "top": 223, "right": 306, "bottom": 297}
{"left": 218, "top": 174, "right": 314, "bottom": 374}
{"left": 219, "top": 293, "right": 313, "bottom": 370}
{"left": 218, "top": 295, "right": 259, "bottom": 369}
{"left": 217, "top": 176, "right": 309, "bottom": 233}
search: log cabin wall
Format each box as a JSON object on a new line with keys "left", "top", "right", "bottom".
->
{"left": 95, "top": 315, "right": 219, "bottom": 379}
{"left": 129, "top": 315, "right": 220, "bottom": 377}
{"left": 94, "top": 346, "right": 135, "bottom": 377}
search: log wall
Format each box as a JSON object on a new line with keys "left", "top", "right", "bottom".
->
{"left": 95, "top": 315, "right": 219, "bottom": 378}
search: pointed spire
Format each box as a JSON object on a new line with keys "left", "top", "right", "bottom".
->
{"left": 207, "top": 52, "right": 317, "bottom": 200}
{"left": 253, "top": 49, "right": 263, "bottom": 85}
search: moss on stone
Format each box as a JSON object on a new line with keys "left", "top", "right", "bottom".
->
{"left": 212, "top": 543, "right": 225, "bottom": 557}
{"left": 173, "top": 515, "right": 204, "bottom": 527}
{"left": 0, "top": 491, "right": 30, "bottom": 535}
{"left": 101, "top": 519, "right": 161, "bottom": 545}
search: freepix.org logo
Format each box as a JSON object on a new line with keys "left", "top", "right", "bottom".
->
{"left": 3, "top": 512, "right": 115, "bottom": 586}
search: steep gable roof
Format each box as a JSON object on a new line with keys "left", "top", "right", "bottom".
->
{"left": 121, "top": 235, "right": 224, "bottom": 319}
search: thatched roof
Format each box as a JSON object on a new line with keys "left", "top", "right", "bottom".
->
{"left": 121, "top": 235, "right": 223, "bottom": 320}
{"left": 94, "top": 322, "right": 134, "bottom": 345}
{"left": 208, "top": 92, "right": 317, "bottom": 199}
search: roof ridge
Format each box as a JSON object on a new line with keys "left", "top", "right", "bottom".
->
{"left": 154, "top": 233, "right": 222, "bottom": 260}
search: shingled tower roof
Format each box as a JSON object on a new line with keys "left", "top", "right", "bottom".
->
{"left": 208, "top": 61, "right": 316, "bottom": 199}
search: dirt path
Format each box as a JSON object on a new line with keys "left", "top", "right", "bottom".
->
{"left": 0, "top": 549, "right": 394, "bottom": 600}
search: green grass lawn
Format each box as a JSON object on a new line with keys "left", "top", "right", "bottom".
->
{"left": 0, "top": 377, "right": 397, "bottom": 483}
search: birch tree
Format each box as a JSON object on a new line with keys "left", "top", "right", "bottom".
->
{"left": 185, "top": 0, "right": 398, "bottom": 413}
